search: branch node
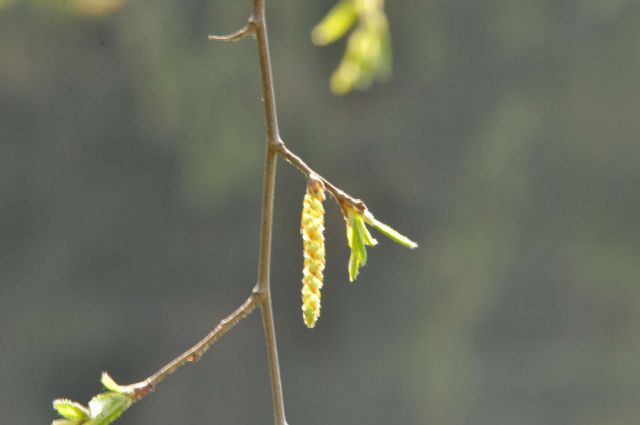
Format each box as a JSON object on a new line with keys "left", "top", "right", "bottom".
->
{"left": 271, "top": 139, "right": 285, "bottom": 150}
{"left": 251, "top": 289, "right": 268, "bottom": 305}
{"left": 128, "top": 380, "right": 155, "bottom": 401}
{"left": 186, "top": 352, "right": 202, "bottom": 363}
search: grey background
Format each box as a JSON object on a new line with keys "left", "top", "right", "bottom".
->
{"left": 1, "top": 1, "right": 639, "bottom": 424}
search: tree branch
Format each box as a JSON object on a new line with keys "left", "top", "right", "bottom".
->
{"left": 251, "top": 0, "right": 288, "bottom": 422}
{"left": 130, "top": 2, "right": 290, "bottom": 423}
{"left": 276, "top": 143, "right": 366, "bottom": 213}
{"left": 208, "top": 20, "right": 256, "bottom": 42}
{"left": 125, "top": 292, "right": 263, "bottom": 400}
{"left": 53, "top": 2, "right": 404, "bottom": 425}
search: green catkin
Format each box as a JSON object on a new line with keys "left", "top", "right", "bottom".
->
{"left": 301, "top": 176, "right": 326, "bottom": 328}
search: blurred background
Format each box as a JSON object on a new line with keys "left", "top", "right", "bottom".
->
{"left": 1, "top": 0, "right": 639, "bottom": 424}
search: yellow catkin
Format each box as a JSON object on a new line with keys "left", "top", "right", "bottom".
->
{"left": 300, "top": 175, "right": 326, "bottom": 328}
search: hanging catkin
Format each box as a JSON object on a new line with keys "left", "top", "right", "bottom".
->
{"left": 300, "top": 175, "right": 326, "bottom": 328}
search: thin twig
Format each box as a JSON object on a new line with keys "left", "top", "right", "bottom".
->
{"left": 208, "top": 21, "right": 256, "bottom": 42}
{"left": 251, "top": 0, "right": 288, "bottom": 423}
{"left": 277, "top": 143, "right": 366, "bottom": 213}
{"left": 126, "top": 292, "right": 263, "bottom": 400}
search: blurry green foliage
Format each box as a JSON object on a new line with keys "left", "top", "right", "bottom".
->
{"left": 8, "top": 0, "right": 129, "bottom": 16}
{"left": 312, "top": 0, "right": 391, "bottom": 94}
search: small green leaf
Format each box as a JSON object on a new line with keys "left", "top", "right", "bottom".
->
{"left": 354, "top": 212, "right": 377, "bottom": 247}
{"left": 346, "top": 214, "right": 357, "bottom": 280}
{"left": 348, "top": 248, "right": 360, "bottom": 282}
{"left": 53, "top": 399, "right": 90, "bottom": 421}
{"left": 312, "top": 0, "right": 358, "bottom": 45}
{"left": 363, "top": 211, "right": 418, "bottom": 249}
{"left": 52, "top": 374, "right": 136, "bottom": 425}
{"left": 100, "top": 373, "right": 119, "bottom": 392}
{"left": 347, "top": 210, "right": 371, "bottom": 282}
{"left": 344, "top": 206, "right": 417, "bottom": 282}
{"left": 351, "top": 217, "right": 366, "bottom": 266}
{"left": 87, "top": 392, "right": 132, "bottom": 425}
{"left": 100, "top": 373, "right": 132, "bottom": 396}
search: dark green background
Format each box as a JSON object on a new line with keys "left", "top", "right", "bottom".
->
{"left": 1, "top": 1, "right": 639, "bottom": 424}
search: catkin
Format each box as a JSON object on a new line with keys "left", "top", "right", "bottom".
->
{"left": 300, "top": 176, "right": 326, "bottom": 328}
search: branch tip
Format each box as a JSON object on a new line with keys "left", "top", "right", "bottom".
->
{"left": 208, "top": 21, "right": 255, "bottom": 42}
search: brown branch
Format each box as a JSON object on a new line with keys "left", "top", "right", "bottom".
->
{"left": 126, "top": 292, "right": 263, "bottom": 400}
{"left": 276, "top": 143, "right": 366, "bottom": 213}
{"left": 134, "top": 1, "right": 290, "bottom": 423}
{"left": 56, "top": 1, "right": 380, "bottom": 425}
{"left": 208, "top": 21, "right": 256, "bottom": 42}
{"left": 124, "top": 4, "right": 291, "bottom": 420}
{"left": 250, "top": 0, "right": 288, "bottom": 423}
{"left": 99, "top": 0, "right": 364, "bottom": 422}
